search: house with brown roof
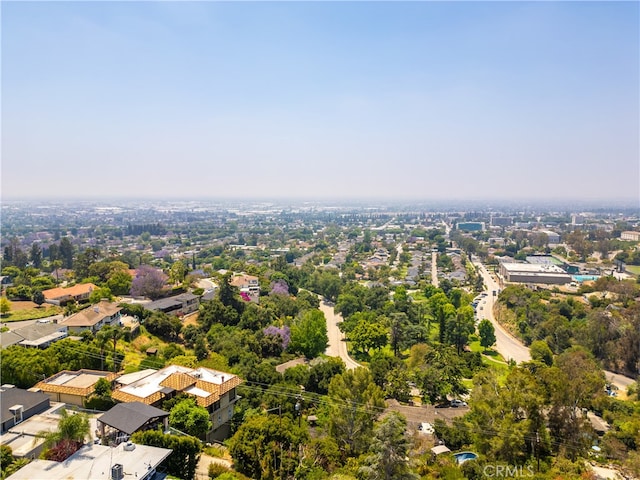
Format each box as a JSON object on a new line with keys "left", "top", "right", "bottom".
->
{"left": 42, "top": 283, "right": 98, "bottom": 306}
{"left": 34, "top": 369, "right": 119, "bottom": 407}
{"left": 111, "top": 365, "right": 241, "bottom": 441}
{"left": 230, "top": 273, "right": 260, "bottom": 302}
{"left": 58, "top": 300, "right": 122, "bottom": 334}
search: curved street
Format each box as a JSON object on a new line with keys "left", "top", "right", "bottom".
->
{"left": 320, "top": 299, "right": 361, "bottom": 370}
{"left": 473, "top": 259, "right": 531, "bottom": 364}
{"left": 472, "top": 258, "right": 635, "bottom": 391}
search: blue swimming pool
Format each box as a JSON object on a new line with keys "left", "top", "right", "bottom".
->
{"left": 454, "top": 452, "right": 478, "bottom": 465}
{"left": 572, "top": 275, "right": 599, "bottom": 282}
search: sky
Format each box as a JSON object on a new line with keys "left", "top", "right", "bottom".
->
{"left": 2, "top": 1, "right": 639, "bottom": 203}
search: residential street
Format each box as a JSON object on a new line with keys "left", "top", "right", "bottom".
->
{"left": 320, "top": 299, "right": 361, "bottom": 370}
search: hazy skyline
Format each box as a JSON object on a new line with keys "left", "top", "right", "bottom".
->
{"left": 2, "top": 1, "right": 638, "bottom": 202}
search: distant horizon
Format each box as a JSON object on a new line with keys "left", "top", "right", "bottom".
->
{"left": 2, "top": 1, "right": 638, "bottom": 201}
{"left": 2, "top": 194, "right": 638, "bottom": 211}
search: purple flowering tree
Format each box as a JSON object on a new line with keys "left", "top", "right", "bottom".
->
{"left": 240, "top": 291, "right": 252, "bottom": 302}
{"left": 263, "top": 325, "right": 291, "bottom": 350}
{"left": 269, "top": 279, "right": 289, "bottom": 296}
{"left": 130, "top": 265, "right": 168, "bottom": 300}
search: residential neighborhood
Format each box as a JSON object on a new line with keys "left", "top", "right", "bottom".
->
{"left": 1, "top": 199, "right": 639, "bottom": 480}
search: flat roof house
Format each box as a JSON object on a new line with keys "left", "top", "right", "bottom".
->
{"left": 144, "top": 292, "right": 199, "bottom": 317}
{"left": 5, "top": 441, "right": 172, "bottom": 480}
{"left": 112, "top": 365, "right": 241, "bottom": 442}
{"left": 58, "top": 300, "right": 122, "bottom": 334}
{"left": 34, "top": 369, "right": 119, "bottom": 407}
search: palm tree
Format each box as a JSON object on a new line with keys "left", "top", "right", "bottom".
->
{"left": 97, "top": 325, "right": 123, "bottom": 372}
{"left": 37, "top": 409, "right": 91, "bottom": 461}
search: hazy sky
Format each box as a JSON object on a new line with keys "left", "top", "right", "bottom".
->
{"left": 2, "top": 1, "right": 639, "bottom": 202}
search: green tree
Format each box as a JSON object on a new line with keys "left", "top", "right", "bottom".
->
{"left": 106, "top": 270, "right": 133, "bottom": 296}
{"left": 0, "top": 297, "right": 11, "bottom": 316}
{"left": 228, "top": 414, "right": 308, "bottom": 480}
{"left": 131, "top": 430, "right": 202, "bottom": 480}
{"left": 530, "top": 340, "right": 554, "bottom": 366}
{"left": 30, "top": 242, "right": 43, "bottom": 269}
{"left": 289, "top": 309, "right": 328, "bottom": 359}
{"left": 414, "top": 344, "right": 467, "bottom": 404}
{"left": 349, "top": 319, "right": 388, "bottom": 355}
{"left": 89, "top": 286, "right": 113, "bottom": 304}
{"left": 326, "top": 368, "right": 385, "bottom": 458}
{"left": 169, "top": 398, "right": 212, "bottom": 438}
{"left": 38, "top": 408, "right": 91, "bottom": 461}
{"left": 170, "top": 261, "right": 188, "bottom": 285}
{"left": 469, "top": 368, "right": 549, "bottom": 464}
{"left": 478, "top": 319, "right": 496, "bottom": 351}
{"left": 96, "top": 325, "right": 123, "bottom": 372}
{"left": 359, "top": 412, "right": 418, "bottom": 480}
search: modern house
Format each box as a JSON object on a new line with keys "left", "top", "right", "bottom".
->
{"left": 58, "top": 300, "right": 122, "bottom": 334}
{"left": 34, "top": 369, "right": 119, "bottom": 407}
{"left": 42, "top": 283, "right": 98, "bottom": 306}
{"left": 143, "top": 292, "right": 199, "bottom": 316}
{"left": 111, "top": 365, "right": 241, "bottom": 442}
{"left": 0, "top": 385, "right": 51, "bottom": 433}
{"left": 5, "top": 441, "right": 172, "bottom": 480}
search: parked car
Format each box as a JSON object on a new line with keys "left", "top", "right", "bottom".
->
{"left": 450, "top": 399, "right": 468, "bottom": 408}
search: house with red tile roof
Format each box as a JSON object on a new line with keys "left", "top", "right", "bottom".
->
{"left": 42, "top": 283, "right": 98, "bottom": 306}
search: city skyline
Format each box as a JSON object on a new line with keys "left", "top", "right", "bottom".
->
{"left": 2, "top": 1, "right": 639, "bottom": 202}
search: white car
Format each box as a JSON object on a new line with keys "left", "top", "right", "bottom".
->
{"left": 450, "top": 399, "right": 468, "bottom": 408}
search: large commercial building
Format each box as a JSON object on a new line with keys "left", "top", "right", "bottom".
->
{"left": 499, "top": 262, "right": 571, "bottom": 285}
{"left": 621, "top": 231, "right": 640, "bottom": 242}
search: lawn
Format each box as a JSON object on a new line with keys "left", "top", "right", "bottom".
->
{"left": 1, "top": 305, "right": 63, "bottom": 322}
{"left": 626, "top": 265, "right": 640, "bottom": 276}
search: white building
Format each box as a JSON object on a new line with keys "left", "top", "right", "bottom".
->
{"left": 621, "top": 231, "right": 640, "bottom": 242}
{"left": 499, "top": 262, "right": 571, "bottom": 285}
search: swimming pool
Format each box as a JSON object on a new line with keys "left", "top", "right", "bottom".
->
{"left": 572, "top": 275, "right": 599, "bottom": 282}
{"left": 454, "top": 452, "right": 478, "bottom": 465}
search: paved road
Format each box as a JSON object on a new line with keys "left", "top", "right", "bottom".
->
{"left": 472, "top": 258, "right": 636, "bottom": 391}
{"left": 431, "top": 251, "right": 439, "bottom": 288}
{"left": 473, "top": 260, "right": 531, "bottom": 364}
{"left": 319, "top": 300, "right": 361, "bottom": 370}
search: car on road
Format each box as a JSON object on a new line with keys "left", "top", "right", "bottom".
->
{"left": 450, "top": 399, "right": 468, "bottom": 408}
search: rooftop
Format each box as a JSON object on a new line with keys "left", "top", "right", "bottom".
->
{"left": 36, "top": 370, "right": 119, "bottom": 396}
{"left": 5, "top": 441, "right": 172, "bottom": 480}
{"left": 59, "top": 301, "right": 121, "bottom": 328}
{"left": 42, "top": 283, "right": 98, "bottom": 300}
{"left": 112, "top": 365, "right": 241, "bottom": 407}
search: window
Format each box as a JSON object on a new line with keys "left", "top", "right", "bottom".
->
{"left": 228, "top": 388, "right": 236, "bottom": 401}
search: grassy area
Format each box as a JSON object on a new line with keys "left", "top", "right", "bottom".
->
{"left": 121, "top": 328, "right": 173, "bottom": 373}
{"left": 1, "top": 305, "right": 63, "bottom": 322}
{"left": 468, "top": 339, "right": 510, "bottom": 383}
{"left": 626, "top": 265, "right": 640, "bottom": 276}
